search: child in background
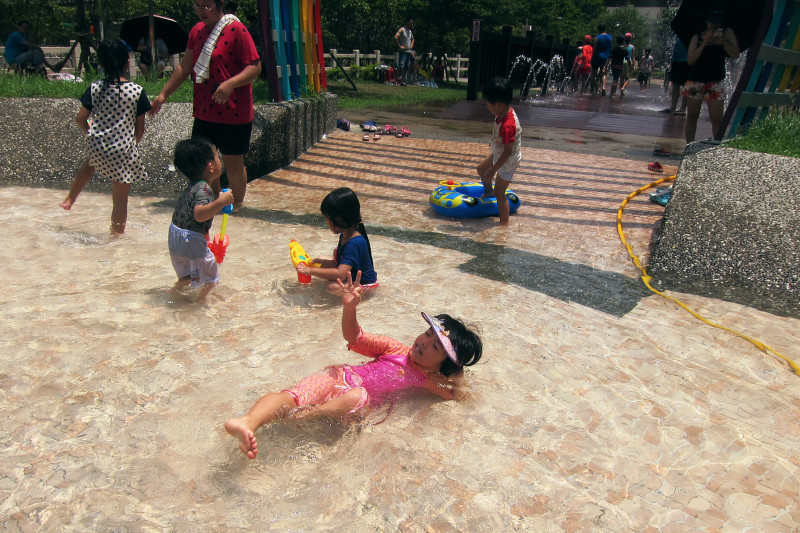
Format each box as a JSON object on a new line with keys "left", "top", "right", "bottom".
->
{"left": 225, "top": 271, "right": 483, "bottom": 459}
{"left": 571, "top": 40, "right": 584, "bottom": 93}
{"left": 576, "top": 35, "right": 593, "bottom": 93}
{"left": 297, "top": 187, "right": 378, "bottom": 293}
{"left": 638, "top": 48, "right": 655, "bottom": 92}
{"left": 620, "top": 32, "right": 636, "bottom": 94}
{"left": 168, "top": 138, "right": 234, "bottom": 303}
{"left": 60, "top": 39, "right": 151, "bottom": 234}
{"left": 476, "top": 77, "right": 522, "bottom": 227}
{"left": 608, "top": 35, "right": 630, "bottom": 98}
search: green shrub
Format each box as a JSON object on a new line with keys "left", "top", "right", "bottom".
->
{"left": 326, "top": 67, "right": 343, "bottom": 80}
{"left": 360, "top": 64, "right": 376, "bottom": 81}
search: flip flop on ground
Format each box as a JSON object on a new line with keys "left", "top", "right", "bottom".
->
{"left": 648, "top": 161, "right": 664, "bottom": 173}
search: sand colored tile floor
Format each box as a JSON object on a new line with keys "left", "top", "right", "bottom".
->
{"left": 249, "top": 131, "right": 800, "bottom": 529}
{"left": 2, "top": 129, "right": 799, "bottom": 530}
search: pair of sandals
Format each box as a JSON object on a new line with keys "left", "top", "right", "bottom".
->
{"left": 360, "top": 125, "right": 411, "bottom": 141}
{"left": 650, "top": 186, "right": 672, "bottom": 206}
{"left": 360, "top": 120, "right": 378, "bottom": 132}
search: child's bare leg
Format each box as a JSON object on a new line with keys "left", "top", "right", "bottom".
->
{"left": 476, "top": 155, "right": 494, "bottom": 197}
{"left": 225, "top": 392, "right": 297, "bottom": 459}
{"left": 494, "top": 177, "right": 511, "bottom": 226}
{"left": 171, "top": 276, "right": 191, "bottom": 292}
{"left": 197, "top": 282, "right": 216, "bottom": 304}
{"left": 292, "top": 388, "right": 365, "bottom": 420}
{"left": 60, "top": 159, "right": 95, "bottom": 210}
{"left": 110, "top": 181, "right": 132, "bottom": 234}
{"left": 222, "top": 153, "right": 247, "bottom": 211}
{"left": 325, "top": 279, "right": 344, "bottom": 295}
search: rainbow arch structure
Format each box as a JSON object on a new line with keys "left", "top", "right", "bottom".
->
{"left": 257, "top": 0, "right": 327, "bottom": 101}
{"left": 719, "top": 0, "right": 800, "bottom": 139}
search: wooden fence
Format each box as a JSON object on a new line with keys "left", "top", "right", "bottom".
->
{"left": 326, "top": 49, "right": 469, "bottom": 78}
{"left": 4, "top": 44, "right": 467, "bottom": 81}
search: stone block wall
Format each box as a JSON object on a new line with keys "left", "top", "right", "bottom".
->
{"left": 0, "top": 94, "right": 338, "bottom": 196}
{"left": 649, "top": 143, "right": 799, "bottom": 304}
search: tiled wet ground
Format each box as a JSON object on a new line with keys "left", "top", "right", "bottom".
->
{"left": 2, "top": 104, "right": 798, "bottom": 531}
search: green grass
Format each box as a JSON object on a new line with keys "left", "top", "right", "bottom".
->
{"left": 326, "top": 79, "right": 467, "bottom": 109}
{"left": 725, "top": 110, "right": 800, "bottom": 158}
{"left": 0, "top": 72, "right": 466, "bottom": 109}
{"left": 0, "top": 71, "right": 195, "bottom": 101}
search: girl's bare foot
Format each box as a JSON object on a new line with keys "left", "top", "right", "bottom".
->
{"left": 225, "top": 418, "right": 258, "bottom": 459}
{"left": 59, "top": 197, "right": 74, "bottom": 210}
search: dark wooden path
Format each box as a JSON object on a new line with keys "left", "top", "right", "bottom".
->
{"left": 439, "top": 93, "right": 712, "bottom": 140}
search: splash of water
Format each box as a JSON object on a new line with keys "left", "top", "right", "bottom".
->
{"left": 507, "top": 54, "right": 571, "bottom": 100}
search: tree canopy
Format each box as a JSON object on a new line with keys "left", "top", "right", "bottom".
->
{"left": 2, "top": 0, "right": 642, "bottom": 60}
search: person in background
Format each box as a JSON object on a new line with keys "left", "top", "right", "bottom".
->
{"left": 683, "top": 8, "right": 740, "bottom": 142}
{"left": 661, "top": 37, "right": 689, "bottom": 115}
{"left": 620, "top": 32, "right": 635, "bottom": 94}
{"left": 638, "top": 48, "right": 655, "bottom": 93}
{"left": 394, "top": 18, "right": 415, "bottom": 86}
{"left": 591, "top": 24, "right": 612, "bottom": 95}
{"left": 3, "top": 20, "right": 58, "bottom": 74}
{"left": 136, "top": 36, "right": 169, "bottom": 78}
{"left": 608, "top": 35, "right": 630, "bottom": 98}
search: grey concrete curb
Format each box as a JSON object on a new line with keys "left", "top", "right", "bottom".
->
{"left": 0, "top": 94, "right": 337, "bottom": 197}
{"left": 649, "top": 143, "right": 799, "bottom": 301}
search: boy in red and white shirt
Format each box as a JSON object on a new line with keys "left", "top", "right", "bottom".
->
{"left": 477, "top": 77, "right": 522, "bottom": 226}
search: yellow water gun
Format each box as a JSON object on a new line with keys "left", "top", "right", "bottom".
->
{"left": 289, "top": 239, "right": 321, "bottom": 283}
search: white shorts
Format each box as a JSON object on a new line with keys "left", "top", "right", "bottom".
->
{"left": 168, "top": 223, "right": 219, "bottom": 288}
{"left": 493, "top": 153, "right": 520, "bottom": 183}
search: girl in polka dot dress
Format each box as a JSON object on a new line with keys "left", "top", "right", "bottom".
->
{"left": 60, "top": 39, "right": 151, "bottom": 234}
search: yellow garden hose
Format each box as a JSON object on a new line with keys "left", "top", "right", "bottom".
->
{"left": 617, "top": 174, "right": 800, "bottom": 376}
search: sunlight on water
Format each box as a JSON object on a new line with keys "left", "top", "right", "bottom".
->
{"left": 1, "top": 184, "right": 799, "bottom": 531}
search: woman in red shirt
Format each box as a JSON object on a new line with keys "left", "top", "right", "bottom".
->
{"left": 150, "top": 0, "right": 261, "bottom": 211}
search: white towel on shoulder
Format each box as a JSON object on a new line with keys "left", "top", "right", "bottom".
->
{"left": 193, "top": 14, "right": 239, "bottom": 84}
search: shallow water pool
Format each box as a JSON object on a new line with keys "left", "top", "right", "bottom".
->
{"left": 2, "top": 135, "right": 799, "bottom": 531}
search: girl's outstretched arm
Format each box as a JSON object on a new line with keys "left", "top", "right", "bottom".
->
{"left": 339, "top": 271, "right": 362, "bottom": 344}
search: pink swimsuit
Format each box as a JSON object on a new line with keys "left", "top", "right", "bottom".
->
{"left": 285, "top": 330, "right": 429, "bottom": 412}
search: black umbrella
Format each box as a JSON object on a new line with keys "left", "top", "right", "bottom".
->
{"left": 120, "top": 15, "right": 189, "bottom": 55}
{"left": 671, "top": 0, "right": 771, "bottom": 52}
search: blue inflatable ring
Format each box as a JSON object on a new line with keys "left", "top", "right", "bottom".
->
{"left": 429, "top": 180, "right": 521, "bottom": 218}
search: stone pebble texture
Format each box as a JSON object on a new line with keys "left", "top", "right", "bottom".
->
{"left": 0, "top": 95, "right": 337, "bottom": 197}
{"left": 650, "top": 142, "right": 799, "bottom": 301}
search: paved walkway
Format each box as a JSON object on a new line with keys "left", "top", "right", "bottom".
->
{"left": 3, "top": 96, "right": 797, "bottom": 531}
{"left": 340, "top": 88, "right": 708, "bottom": 163}
{"left": 238, "top": 127, "right": 800, "bottom": 530}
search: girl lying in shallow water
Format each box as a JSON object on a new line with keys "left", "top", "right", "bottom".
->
{"left": 225, "top": 271, "right": 483, "bottom": 459}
